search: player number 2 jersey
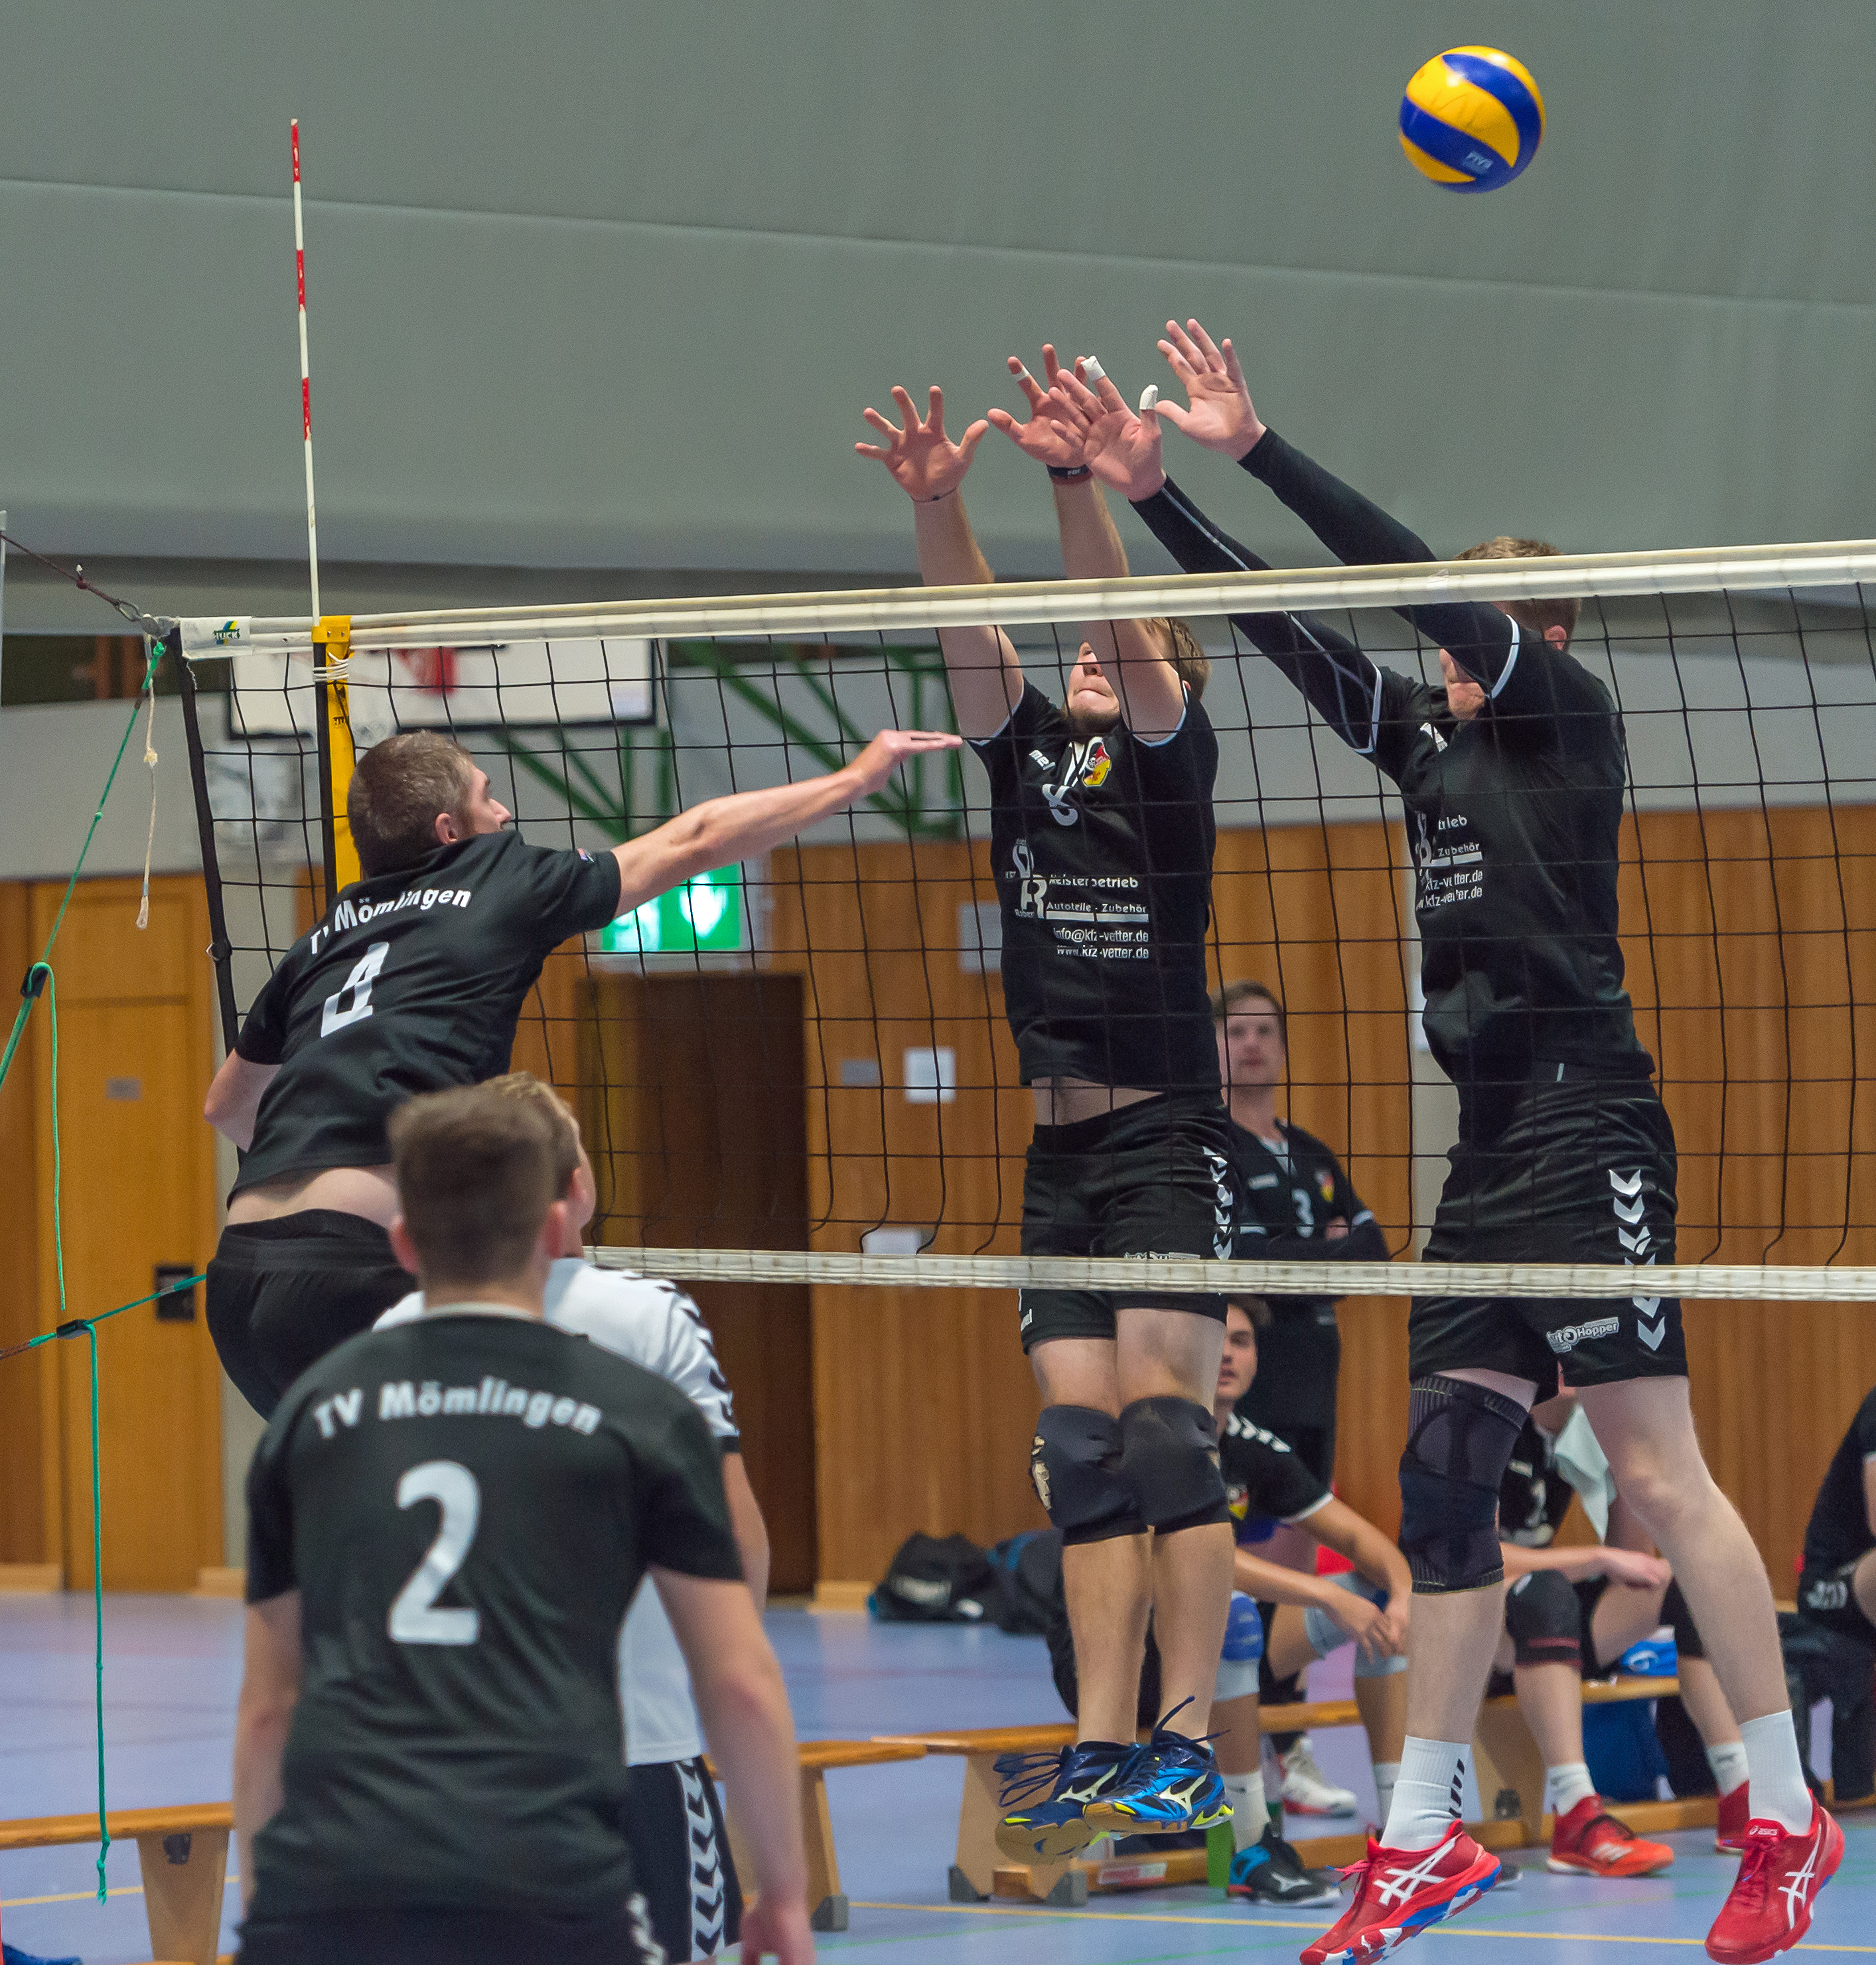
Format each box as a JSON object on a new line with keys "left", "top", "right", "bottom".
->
{"left": 244, "top": 1311, "right": 742, "bottom": 1923}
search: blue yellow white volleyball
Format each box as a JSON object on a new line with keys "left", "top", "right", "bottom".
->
{"left": 1399, "top": 47, "right": 1545, "bottom": 193}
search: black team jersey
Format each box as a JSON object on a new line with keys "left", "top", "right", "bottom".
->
{"left": 1498, "top": 1416, "right": 1577, "bottom": 1548}
{"left": 1218, "top": 1411, "right": 1331, "bottom": 1540}
{"left": 233, "top": 830, "right": 622, "bottom": 1194}
{"left": 1802, "top": 1387, "right": 1876, "bottom": 1579}
{"left": 1133, "top": 433, "right": 1650, "bottom": 1097}
{"left": 1227, "top": 1117, "right": 1387, "bottom": 1425}
{"left": 243, "top": 1311, "right": 742, "bottom": 1924}
{"left": 972, "top": 682, "right": 1220, "bottom": 1091}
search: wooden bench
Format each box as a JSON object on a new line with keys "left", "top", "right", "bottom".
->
{"left": 0, "top": 1802, "right": 233, "bottom": 1965}
{"left": 705, "top": 1737, "right": 926, "bottom": 1932}
{"left": 0, "top": 1738, "right": 928, "bottom": 1958}
{"left": 880, "top": 1678, "right": 1684, "bottom": 1904}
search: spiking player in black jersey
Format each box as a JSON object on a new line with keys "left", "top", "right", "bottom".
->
{"left": 858, "top": 353, "right": 1236, "bottom": 1859}
{"left": 1045, "top": 328, "right": 1837, "bottom": 1964}
{"left": 232, "top": 1081, "right": 810, "bottom": 1965}
{"left": 204, "top": 721, "right": 957, "bottom": 1416}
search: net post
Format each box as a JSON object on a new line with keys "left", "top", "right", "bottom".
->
{"left": 311, "top": 615, "right": 358, "bottom": 906}
{"left": 175, "top": 644, "right": 240, "bottom": 1053}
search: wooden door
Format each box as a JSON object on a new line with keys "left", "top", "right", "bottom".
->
{"left": 31, "top": 877, "right": 224, "bottom": 1590}
{"left": 584, "top": 971, "right": 818, "bottom": 1593}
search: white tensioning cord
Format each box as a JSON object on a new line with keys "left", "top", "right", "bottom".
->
{"left": 589, "top": 1248, "right": 1876, "bottom": 1302}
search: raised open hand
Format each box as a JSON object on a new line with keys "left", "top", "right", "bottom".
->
{"left": 1041, "top": 366, "right": 1166, "bottom": 503}
{"left": 855, "top": 386, "right": 988, "bottom": 502}
{"left": 847, "top": 728, "right": 965, "bottom": 798}
{"left": 1155, "top": 318, "right": 1265, "bottom": 460}
{"left": 986, "top": 344, "right": 1087, "bottom": 469}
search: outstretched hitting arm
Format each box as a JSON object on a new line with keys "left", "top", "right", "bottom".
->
{"left": 611, "top": 723, "right": 959, "bottom": 915}
{"left": 856, "top": 384, "right": 1022, "bottom": 741}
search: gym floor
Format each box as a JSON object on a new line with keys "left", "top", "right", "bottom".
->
{"left": 2, "top": 1596, "right": 1869, "bottom": 1964}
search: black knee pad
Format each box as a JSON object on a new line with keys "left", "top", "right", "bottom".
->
{"left": 1398, "top": 1374, "right": 1524, "bottom": 1595}
{"left": 1662, "top": 1579, "right": 1705, "bottom": 1660}
{"left": 1504, "top": 1569, "right": 1584, "bottom": 1669}
{"left": 1119, "top": 1396, "right": 1229, "bottom": 1535}
{"left": 1031, "top": 1406, "right": 1145, "bottom": 1546}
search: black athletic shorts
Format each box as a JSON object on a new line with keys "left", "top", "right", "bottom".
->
{"left": 1796, "top": 1558, "right": 1876, "bottom": 1645}
{"left": 238, "top": 1898, "right": 664, "bottom": 1965}
{"left": 206, "top": 1211, "right": 411, "bottom": 1419}
{"left": 624, "top": 1756, "right": 743, "bottom": 1962}
{"left": 1408, "top": 1072, "right": 1686, "bottom": 1389}
{"left": 1017, "top": 1093, "right": 1235, "bottom": 1351}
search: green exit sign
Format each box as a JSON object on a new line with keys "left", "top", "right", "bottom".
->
{"left": 597, "top": 862, "right": 749, "bottom": 958}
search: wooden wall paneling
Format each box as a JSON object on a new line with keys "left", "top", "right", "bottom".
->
{"left": 0, "top": 883, "right": 50, "bottom": 1565}
{"left": 770, "top": 840, "right": 1039, "bottom": 1582}
{"left": 31, "top": 877, "right": 224, "bottom": 1591}
{"left": 582, "top": 969, "right": 820, "bottom": 1593}
{"left": 774, "top": 828, "right": 1418, "bottom": 1579}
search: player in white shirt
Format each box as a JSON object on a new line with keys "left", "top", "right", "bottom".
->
{"left": 378, "top": 1073, "right": 768, "bottom": 1962}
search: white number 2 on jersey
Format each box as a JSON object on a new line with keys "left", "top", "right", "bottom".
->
{"left": 389, "top": 1461, "right": 480, "bottom": 1646}
{"left": 321, "top": 940, "right": 390, "bottom": 1038}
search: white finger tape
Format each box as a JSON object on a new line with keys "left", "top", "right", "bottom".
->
{"left": 1139, "top": 385, "right": 1159, "bottom": 415}
{"left": 1082, "top": 357, "right": 1107, "bottom": 384}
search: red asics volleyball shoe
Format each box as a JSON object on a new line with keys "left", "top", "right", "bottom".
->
{"left": 1547, "top": 1794, "right": 1675, "bottom": 1877}
{"left": 1298, "top": 1821, "right": 1500, "bottom": 1965}
{"left": 1715, "top": 1781, "right": 1751, "bottom": 1854}
{"left": 1705, "top": 1800, "right": 1843, "bottom": 1964}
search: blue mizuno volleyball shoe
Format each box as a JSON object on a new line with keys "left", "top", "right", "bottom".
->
{"left": 1082, "top": 1704, "right": 1230, "bottom": 1837}
{"left": 994, "top": 1739, "right": 1138, "bottom": 1862}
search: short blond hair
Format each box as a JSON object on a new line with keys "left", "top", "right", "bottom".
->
{"left": 1455, "top": 536, "right": 1579, "bottom": 644}
{"left": 480, "top": 1072, "right": 583, "bottom": 1197}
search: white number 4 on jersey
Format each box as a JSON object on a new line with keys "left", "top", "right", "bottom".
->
{"left": 321, "top": 940, "right": 390, "bottom": 1038}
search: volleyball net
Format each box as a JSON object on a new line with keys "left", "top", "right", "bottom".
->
{"left": 174, "top": 540, "right": 1876, "bottom": 1301}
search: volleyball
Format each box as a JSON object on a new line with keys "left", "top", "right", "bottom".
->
{"left": 1399, "top": 46, "right": 1545, "bottom": 192}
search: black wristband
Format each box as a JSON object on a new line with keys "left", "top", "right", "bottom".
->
{"left": 1047, "top": 464, "right": 1092, "bottom": 482}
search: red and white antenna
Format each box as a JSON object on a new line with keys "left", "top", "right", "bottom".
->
{"left": 291, "top": 118, "right": 321, "bottom": 623}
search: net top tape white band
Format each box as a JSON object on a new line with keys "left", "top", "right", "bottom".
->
{"left": 589, "top": 1248, "right": 1876, "bottom": 1303}
{"left": 186, "top": 536, "right": 1876, "bottom": 662}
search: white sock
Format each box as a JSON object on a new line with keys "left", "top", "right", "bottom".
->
{"left": 1548, "top": 1761, "right": 1596, "bottom": 1817}
{"left": 1372, "top": 1761, "right": 1400, "bottom": 1827}
{"left": 1739, "top": 1711, "right": 1811, "bottom": 1832}
{"left": 1382, "top": 1737, "right": 1468, "bottom": 1852}
{"left": 1706, "top": 1739, "right": 1750, "bottom": 1798}
{"left": 1224, "top": 1771, "right": 1268, "bottom": 1852}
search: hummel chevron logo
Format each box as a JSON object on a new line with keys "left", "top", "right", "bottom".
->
{"left": 1612, "top": 1194, "right": 1645, "bottom": 1225}
{"left": 1617, "top": 1225, "right": 1651, "bottom": 1254}
{"left": 1609, "top": 1170, "right": 1643, "bottom": 1197}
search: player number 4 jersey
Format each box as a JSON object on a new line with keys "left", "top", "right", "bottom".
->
{"left": 233, "top": 829, "right": 622, "bottom": 1193}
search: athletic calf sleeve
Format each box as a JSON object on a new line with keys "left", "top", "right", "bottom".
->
{"left": 1383, "top": 1736, "right": 1470, "bottom": 1853}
